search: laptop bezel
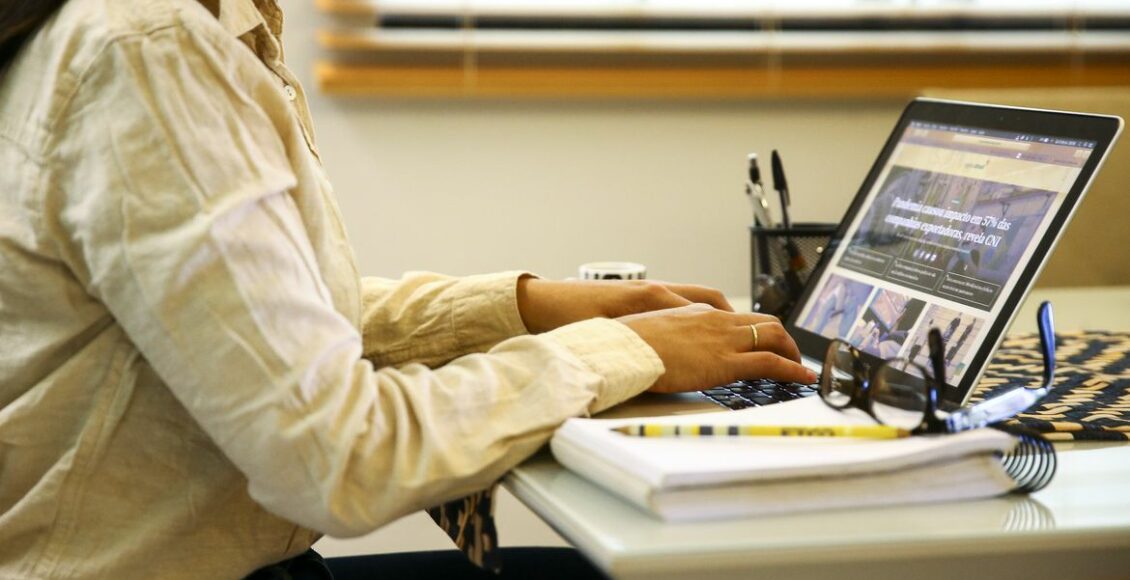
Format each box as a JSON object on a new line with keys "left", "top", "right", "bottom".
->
{"left": 783, "top": 97, "right": 1124, "bottom": 410}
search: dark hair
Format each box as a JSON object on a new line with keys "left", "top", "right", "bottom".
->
{"left": 0, "top": 0, "right": 69, "bottom": 73}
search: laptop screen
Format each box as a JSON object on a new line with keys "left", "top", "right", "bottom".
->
{"left": 787, "top": 100, "right": 1119, "bottom": 406}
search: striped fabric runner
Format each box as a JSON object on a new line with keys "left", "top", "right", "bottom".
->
{"left": 973, "top": 330, "right": 1130, "bottom": 441}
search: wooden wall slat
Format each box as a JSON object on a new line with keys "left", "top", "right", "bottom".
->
{"left": 316, "top": 61, "right": 1130, "bottom": 99}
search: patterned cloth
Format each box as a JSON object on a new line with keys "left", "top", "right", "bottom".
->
{"left": 973, "top": 330, "right": 1130, "bottom": 441}
{"left": 427, "top": 485, "right": 503, "bottom": 574}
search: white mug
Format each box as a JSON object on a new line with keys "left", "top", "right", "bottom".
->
{"left": 579, "top": 262, "right": 647, "bottom": 281}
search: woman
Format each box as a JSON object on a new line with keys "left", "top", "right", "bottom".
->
{"left": 0, "top": 0, "right": 815, "bottom": 577}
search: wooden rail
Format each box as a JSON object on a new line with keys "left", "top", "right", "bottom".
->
{"left": 316, "top": 59, "right": 1130, "bottom": 99}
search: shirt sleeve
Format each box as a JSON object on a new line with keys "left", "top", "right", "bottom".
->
{"left": 47, "top": 16, "right": 663, "bottom": 537}
{"left": 358, "top": 271, "right": 533, "bottom": 369}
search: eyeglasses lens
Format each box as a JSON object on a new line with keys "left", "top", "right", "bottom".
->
{"left": 873, "top": 360, "right": 929, "bottom": 431}
{"left": 821, "top": 341, "right": 856, "bottom": 408}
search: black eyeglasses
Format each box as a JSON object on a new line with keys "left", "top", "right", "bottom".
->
{"left": 820, "top": 301, "right": 1057, "bottom": 435}
{"left": 820, "top": 327, "right": 949, "bottom": 434}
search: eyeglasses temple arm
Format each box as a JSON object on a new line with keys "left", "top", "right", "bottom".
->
{"left": 1038, "top": 300, "right": 1056, "bottom": 390}
{"left": 946, "top": 301, "right": 1056, "bottom": 432}
{"left": 928, "top": 328, "right": 945, "bottom": 389}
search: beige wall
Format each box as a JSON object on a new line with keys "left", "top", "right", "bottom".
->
{"left": 280, "top": 2, "right": 907, "bottom": 298}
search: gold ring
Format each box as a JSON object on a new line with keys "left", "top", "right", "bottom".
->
{"left": 750, "top": 324, "right": 760, "bottom": 350}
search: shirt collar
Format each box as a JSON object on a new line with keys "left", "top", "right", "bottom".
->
{"left": 212, "top": 0, "right": 270, "bottom": 38}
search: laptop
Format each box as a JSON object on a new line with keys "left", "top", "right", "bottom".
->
{"left": 607, "top": 98, "right": 1123, "bottom": 419}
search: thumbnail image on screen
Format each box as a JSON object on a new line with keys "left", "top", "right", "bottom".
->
{"left": 844, "top": 289, "right": 926, "bottom": 360}
{"left": 902, "top": 304, "right": 987, "bottom": 383}
{"left": 799, "top": 273, "right": 875, "bottom": 342}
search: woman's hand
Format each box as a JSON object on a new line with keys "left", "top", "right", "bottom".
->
{"left": 516, "top": 276, "right": 732, "bottom": 334}
{"left": 619, "top": 304, "right": 817, "bottom": 393}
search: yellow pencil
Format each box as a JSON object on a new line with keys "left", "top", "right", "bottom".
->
{"left": 611, "top": 424, "right": 910, "bottom": 439}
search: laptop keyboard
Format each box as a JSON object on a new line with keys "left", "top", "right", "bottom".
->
{"left": 701, "top": 379, "right": 819, "bottom": 410}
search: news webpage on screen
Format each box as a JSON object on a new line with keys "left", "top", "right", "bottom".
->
{"left": 796, "top": 121, "right": 1095, "bottom": 384}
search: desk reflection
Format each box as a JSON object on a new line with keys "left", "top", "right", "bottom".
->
{"left": 1002, "top": 496, "right": 1056, "bottom": 531}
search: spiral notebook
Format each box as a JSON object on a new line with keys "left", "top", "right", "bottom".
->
{"left": 551, "top": 397, "right": 1053, "bottom": 522}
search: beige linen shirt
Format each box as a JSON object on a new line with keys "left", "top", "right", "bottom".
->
{"left": 0, "top": 0, "right": 664, "bottom": 577}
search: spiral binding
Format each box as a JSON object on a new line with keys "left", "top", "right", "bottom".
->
{"left": 991, "top": 423, "right": 1058, "bottom": 493}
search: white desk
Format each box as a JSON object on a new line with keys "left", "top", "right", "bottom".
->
{"left": 504, "top": 287, "right": 1130, "bottom": 580}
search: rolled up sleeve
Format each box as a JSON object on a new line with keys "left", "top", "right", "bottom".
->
{"left": 359, "top": 271, "right": 531, "bottom": 369}
{"left": 48, "top": 16, "right": 662, "bottom": 538}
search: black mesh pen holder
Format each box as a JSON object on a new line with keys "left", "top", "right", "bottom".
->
{"left": 749, "top": 222, "right": 837, "bottom": 318}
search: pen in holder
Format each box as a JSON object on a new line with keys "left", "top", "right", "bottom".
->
{"left": 750, "top": 222, "right": 837, "bottom": 319}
